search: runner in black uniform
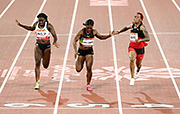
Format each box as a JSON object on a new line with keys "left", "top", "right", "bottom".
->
{"left": 114, "top": 12, "right": 150, "bottom": 85}
{"left": 73, "top": 19, "right": 114, "bottom": 91}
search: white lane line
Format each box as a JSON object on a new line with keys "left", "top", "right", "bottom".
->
{"left": 0, "top": 0, "right": 15, "bottom": 19}
{"left": 107, "top": 0, "right": 123, "bottom": 114}
{"left": 140, "top": 0, "right": 180, "bottom": 99}
{"left": 53, "top": 0, "right": 79, "bottom": 114}
{"left": 172, "top": 0, "right": 180, "bottom": 12}
{"left": 0, "top": 0, "right": 47, "bottom": 94}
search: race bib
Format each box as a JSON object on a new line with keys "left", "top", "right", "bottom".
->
{"left": 36, "top": 29, "right": 50, "bottom": 40}
{"left": 130, "top": 32, "right": 138, "bottom": 42}
{"left": 81, "top": 38, "right": 94, "bottom": 47}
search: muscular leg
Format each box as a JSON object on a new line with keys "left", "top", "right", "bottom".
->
{"left": 136, "top": 59, "right": 142, "bottom": 73}
{"left": 129, "top": 51, "right": 136, "bottom": 78}
{"left": 42, "top": 48, "right": 51, "bottom": 69}
{"left": 85, "top": 54, "right": 93, "bottom": 85}
{"left": 75, "top": 55, "right": 85, "bottom": 72}
{"left": 34, "top": 46, "right": 42, "bottom": 82}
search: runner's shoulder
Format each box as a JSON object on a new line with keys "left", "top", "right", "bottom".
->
{"left": 33, "top": 21, "right": 38, "bottom": 27}
{"left": 92, "top": 29, "right": 98, "bottom": 34}
{"left": 80, "top": 28, "right": 85, "bottom": 33}
{"left": 76, "top": 28, "right": 84, "bottom": 36}
{"left": 47, "top": 22, "right": 54, "bottom": 28}
{"left": 140, "top": 24, "right": 146, "bottom": 31}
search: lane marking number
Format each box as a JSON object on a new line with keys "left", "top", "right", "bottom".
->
{"left": 67, "top": 103, "right": 110, "bottom": 108}
{"left": 131, "top": 103, "right": 174, "bottom": 108}
{"left": 4, "top": 103, "right": 46, "bottom": 108}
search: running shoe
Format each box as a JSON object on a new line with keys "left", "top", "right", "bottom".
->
{"left": 86, "top": 85, "right": 93, "bottom": 91}
{"left": 34, "top": 80, "right": 40, "bottom": 90}
{"left": 135, "top": 72, "right": 139, "bottom": 79}
{"left": 129, "top": 78, "right": 135, "bottom": 85}
{"left": 135, "top": 72, "right": 139, "bottom": 77}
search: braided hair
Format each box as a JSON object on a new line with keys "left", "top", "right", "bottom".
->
{"left": 37, "top": 13, "right": 48, "bottom": 23}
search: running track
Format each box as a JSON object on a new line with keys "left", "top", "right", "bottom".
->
{"left": 0, "top": 0, "right": 180, "bottom": 114}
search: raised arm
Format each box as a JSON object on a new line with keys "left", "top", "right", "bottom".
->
{"left": 94, "top": 29, "right": 113, "bottom": 40}
{"left": 114, "top": 24, "right": 132, "bottom": 35}
{"left": 47, "top": 23, "right": 59, "bottom": 48}
{"left": 73, "top": 29, "right": 83, "bottom": 58}
{"left": 15, "top": 19, "right": 36, "bottom": 31}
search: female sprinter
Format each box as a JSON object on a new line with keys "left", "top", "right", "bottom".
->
{"left": 73, "top": 19, "right": 114, "bottom": 91}
{"left": 16, "top": 13, "right": 59, "bottom": 89}
{"left": 114, "top": 12, "right": 150, "bottom": 85}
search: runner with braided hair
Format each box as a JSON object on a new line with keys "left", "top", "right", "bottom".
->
{"left": 16, "top": 13, "right": 59, "bottom": 89}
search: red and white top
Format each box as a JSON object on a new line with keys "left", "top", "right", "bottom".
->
{"left": 35, "top": 22, "right": 50, "bottom": 40}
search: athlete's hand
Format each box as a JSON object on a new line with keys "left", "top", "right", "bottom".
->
{"left": 53, "top": 42, "right": 60, "bottom": 48}
{"left": 113, "top": 31, "right": 119, "bottom": 35}
{"left": 109, "top": 30, "right": 114, "bottom": 37}
{"left": 15, "top": 19, "right": 21, "bottom": 26}
{"left": 74, "top": 52, "right": 78, "bottom": 59}
{"left": 135, "top": 39, "right": 141, "bottom": 43}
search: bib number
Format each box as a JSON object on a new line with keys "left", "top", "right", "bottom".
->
{"left": 130, "top": 32, "right": 138, "bottom": 42}
{"left": 81, "top": 38, "right": 94, "bottom": 47}
{"left": 36, "top": 30, "right": 50, "bottom": 40}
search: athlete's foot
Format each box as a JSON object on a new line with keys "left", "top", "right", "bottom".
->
{"left": 34, "top": 80, "right": 40, "bottom": 90}
{"left": 135, "top": 72, "right": 139, "bottom": 78}
{"left": 130, "top": 78, "right": 135, "bottom": 85}
{"left": 86, "top": 85, "right": 93, "bottom": 91}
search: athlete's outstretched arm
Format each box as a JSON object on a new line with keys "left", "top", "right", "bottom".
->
{"left": 114, "top": 24, "right": 132, "bottom": 35}
{"left": 94, "top": 29, "right": 114, "bottom": 40}
{"left": 47, "top": 23, "right": 59, "bottom": 48}
{"left": 73, "top": 29, "right": 83, "bottom": 58}
{"left": 15, "top": 19, "right": 36, "bottom": 31}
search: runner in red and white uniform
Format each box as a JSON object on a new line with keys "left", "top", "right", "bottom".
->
{"left": 16, "top": 13, "right": 59, "bottom": 89}
{"left": 114, "top": 12, "right": 150, "bottom": 85}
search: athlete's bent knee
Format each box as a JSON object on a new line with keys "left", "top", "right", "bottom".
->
{"left": 76, "top": 68, "right": 81, "bottom": 72}
{"left": 137, "top": 64, "right": 142, "bottom": 68}
{"left": 87, "top": 67, "right": 92, "bottom": 73}
{"left": 130, "top": 59, "right": 135, "bottom": 63}
{"left": 76, "top": 66, "right": 82, "bottom": 72}
{"left": 43, "top": 65, "right": 49, "bottom": 69}
{"left": 36, "top": 61, "right": 41, "bottom": 67}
